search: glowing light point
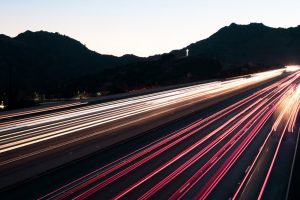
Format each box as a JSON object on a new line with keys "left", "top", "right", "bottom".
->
{"left": 186, "top": 48, "right": 189, "bottom": 57}
{"left": 0, "top": 101, "right": 4, "bottom": 109}
{"left": 285, "top": 65, "right": 300, "bottom": 72}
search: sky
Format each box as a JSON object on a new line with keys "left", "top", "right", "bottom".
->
{"left": 1, "top": 0, "right": 300, "bottom": 57}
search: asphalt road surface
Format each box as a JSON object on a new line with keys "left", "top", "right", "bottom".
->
{"left": 1, "top": 68, "right": 300, "bottom": 199}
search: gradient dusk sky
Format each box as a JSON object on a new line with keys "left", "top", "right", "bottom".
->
{"left": 1, "top": 0, "right": 300, "bottom": 57}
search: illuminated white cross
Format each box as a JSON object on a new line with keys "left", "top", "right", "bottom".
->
{"left": 186, "top": 48, "right": 189, "bottom": 57}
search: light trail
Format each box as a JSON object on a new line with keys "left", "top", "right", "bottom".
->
{"left": 115, "top": 74, "right": 298, "bottom": 200}
{"left": 43, "top": 69, "right": 295, "bottom": 200}
{"left": 232, "top": 78, "right": 300, "bottom": 200}
{"left": 40, "top": 80, "right": 266, "bottom": 200}
{"left": 3, "top": 68, "right": 300, "bottom": 200}
{"left": 193, "top": 73, "right": 300, "bottom": 200}
{"left": 76, "top": 98, "right": 265, "bottom": 200}
{"left": 36, "top": 69, "right": 300, "bottom": 200}
{"left": 257, "top": 84, "right": 300, "bottom": 199}
{"left": 171, "top": 80, "right": 292, "bottom": 200}
{"left": 0, "top": 102, "right": 86, "bottom": 120}
{"left": 0, "top": 69, "right": 284, "bottom": 154}
{"left": 138, "top": 101, "right": 269, "bottom": 200}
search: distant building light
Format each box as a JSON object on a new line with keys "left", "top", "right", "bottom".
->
{"left": 186, "top": 48, "right": 189, "bottom": 57}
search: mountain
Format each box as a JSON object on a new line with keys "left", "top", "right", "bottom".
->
{"left": 1, "top": 23, "right": 300, "bottom": 108}
{"left": 62, "top": 54, "right": 223, "bottom": 96}
{"left": 172, "top": 23, "right": 300, "bottom": 66}
{"left": 0, "top": 31, "right": 143, "bottom": 89}
{"left": 0, "top": 31, "right": 143, "bottom": 104}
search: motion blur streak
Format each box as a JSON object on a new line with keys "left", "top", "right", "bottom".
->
{"left": 0, "top": 102, "right": 85, "bottom": 120}
{"left": 0, "top": 69, "right": 284, "bottom": 154}
{"left": 37, "top": 68, "right": 300, "bottom": 200}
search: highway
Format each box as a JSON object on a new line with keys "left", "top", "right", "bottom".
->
{"left": 0, "top": 69, "right": 283, "bottom": 164}
{"left": 1, "top": 67, "right": 300, "bottom": 199}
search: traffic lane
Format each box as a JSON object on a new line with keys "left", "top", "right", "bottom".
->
{"left": 287, "top": 127, "right": 300, "bottom": 200}
{"left": 0, "top": 68, "right": 286, "bottom": 127}
{"left": 121, "top": 111, "right": 256, "bottom": 200}
{"left": 235, "top": 106, "right": 300, "bottom": 199}
{"left": 43, "top": 87, "right": 272, "bottom": 200}
{"left": 0, "top": 90, "right": 191, "bottom": 138}
{"left": 0, "top": 79, "right": 225, "bottom": 131}
{"left": 0, "top": 102, "right": 157, "bottom": 149}
{"left": 67, "top": 82, "right": 278, "bottom": 199}
{"left": 226, "top": 79, "right": 300, "bottom": 200}
{"left": 233, "top": 129, "right": 280, "bottom": 199}
{"left": 0, "top": 86, "right": 182, "bottom": 132}
{"left": 45, "top": 76, "right": 278, "bottom": 200}
{"left": 0, "top": 72, "right": 286, "bottom": 149}
{"left": 209, "top": 121, "right": 274, "bottom": 200}
{"left": 0, "top": 74, "right": 286, "bottom": 198}
{"left": 78, "top": 102, "right": 253, "bottom": 200}
{"left": 157, "top": 76, "right": 292, "bottom": 198}
{"left": 232, "top": 125, "right": 293, "bottom": 199}
{"left": 169, "top": 106, "right": 275, "bottom": 200}
{"left": 0, "top": 101, "right": 85, "bottom": 121}
{"left": 0, "top": 90, "right": 223, "bottom": 164}
{"left": 108, "top": 90, "right": 276, "bottom": 200}
{"left": 1, "top": 71, "right": 290, "bottom": 156}
{"left": 262, "top": 127, "right": 300, "bottom": 199}
{"left": 0, "top": 79, "right": 266, "bottom": 168}
{"left": 0, "top": 76, "right": 276, "bottom": 199}
{"left": 0, "top": 82, "right": 257, "bottom": 152}
{"left": 0, "top": 77, "right": 222, "bottom": 122}
{"left": 1, "top": 87, "right": 226, "bottom": 146}
{"left": 0, "top": 82, "right": 262, "bottom": 189}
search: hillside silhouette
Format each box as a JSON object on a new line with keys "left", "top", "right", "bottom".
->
{"left": 62, "top": 54, "right": 223, "bottom": 96}
{"left": 0, "top": 31, "right": 143, "bottom": 107}
{"left": 172, "top": 23, "right": 300, "bottom": 65}
{"left": 1, "top": 23, "right": 299, "bottom": 108}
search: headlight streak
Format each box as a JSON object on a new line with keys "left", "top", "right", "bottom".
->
{"left": 37, "top": 69, "right": 300, "bottom": 200}
{"left": 0, "top": 69, "right": 285, "bottom": 154}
